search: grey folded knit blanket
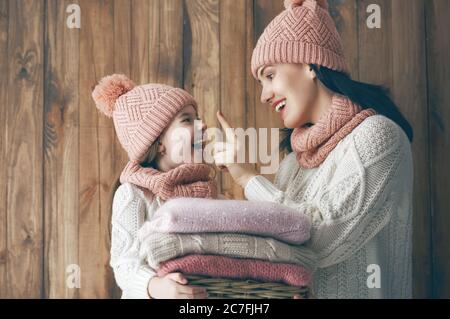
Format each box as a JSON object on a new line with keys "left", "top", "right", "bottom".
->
{"left": 139, "top": 232, "right": 317, "bottom": 271}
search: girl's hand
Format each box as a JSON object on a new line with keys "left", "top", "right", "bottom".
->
{"left": 213, "top": 111, "right": 257, "bottom": 188}
{"left": 293, "top": 291, "right": 315, "bottom": 299}
{"left": 148, "top": 272, "right": 208, "bottom": 299}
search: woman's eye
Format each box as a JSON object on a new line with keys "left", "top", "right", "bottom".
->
{"left": 266, "top": 73, "right": 274, "bottom": 80}
{"left": 182, "top": 118, "right": 192, "bottom": 123}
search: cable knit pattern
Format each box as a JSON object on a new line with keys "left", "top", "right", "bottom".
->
{"left": 111, "top": 115, "right": 413, "bottom": 299}
{"left": 110, "top": 183, "right": 159, "bottom": 299}
{"left": 244, "top": 115, "right": 413, "bottom": 298}
{"left": 291, "top": 94, "right": 377, "bottom": 168}
{"left": 139, "top": 232, "right": 317, "bottom": 271}
{"left": 138, "top": 197, "right": 311, "bottom": 244}
{"left": 120, "top": 161, "right": 217, "bottom": 201}
{"left": 157, "top": 255, "right": 312, "bottom": 287}
{"left": 251, "top": 0, "right": 348, "bottom": 78}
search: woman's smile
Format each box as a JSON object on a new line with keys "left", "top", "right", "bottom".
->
{"left": 274, "top": 99, "right": 286, "bottom": 112}
{"left": 272, "top": 98, "right": 288, "bottom": 120}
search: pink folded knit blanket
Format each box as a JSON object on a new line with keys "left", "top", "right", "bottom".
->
{"left": 157, "top": 254, "right": 312, "bottom": 287}
{"left": 139, "top": 198, "right": 311, "bottom": 244}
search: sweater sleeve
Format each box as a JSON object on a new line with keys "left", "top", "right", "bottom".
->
{"left": 245, "top": 116, "right": 408, "bottom": 268}
{"left": 110, "top": 183, "right": 156, "bottom": 299}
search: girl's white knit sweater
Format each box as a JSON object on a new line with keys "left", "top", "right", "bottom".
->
{"left": 110, "top": 183, "right": 160, "bottom": 298}
{"left": 110, "top": 114, "right": 413, "bottom": 299}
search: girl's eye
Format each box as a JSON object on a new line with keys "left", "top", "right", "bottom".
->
{"left": 266, "top": 73, "right": 274, "bottom": 80}
{"left": 182, "top": 118, "right": 192, "bottom": 123}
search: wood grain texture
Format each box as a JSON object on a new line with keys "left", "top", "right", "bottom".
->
{"left": 44, "top": 0, "right": 81, "bottom": 299}
{"left": 426, "top": 0, "right": 450, "bottom": 299}
{"left": 78, "top": 0, "right": 115, "bottom": 298}
{"left": 113, "top": 0, "right": 132, "bottom": 181}
{"left": 184, "top": 0, "right": 220, "bottom": 126}
{"left": 0, "top": 0, "right": 9, "bottom": 299}
{"left": 4, "top": 0, "right": 44, "bottom": 298}
{"left": 391, "top": 0, "right": 432, "bottom": 299}
{"left": 149, "top": 0, "right": 184, "bottom": 86}
{"left": 110, "top": 0, "right": 132, "bottom": 299}
{"left": 0, "top": 0, "right": 448, "bottom": 299}
{"left": 184, "top": 0, "right": 221, "bottom": 191}
{"left": 358, "top": 0, "right": 392, "bottom": 86}
{"left": 130, "top": 0, "right": 150, "bottom": 84}
{"left": 245, "top": 0, "right": 256, "bottom": 177}
{"left": 219, "top": 0, "right": 247, "bottom": 199}
{"left": 329, "top": 0, "right": 358, "bottom": 78}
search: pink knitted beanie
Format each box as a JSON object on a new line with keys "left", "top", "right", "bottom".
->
{"left": 251, "top": 0, "right": 348, "bottom": 78}
{"left": 92, "top": 74, "right": 198, "bottom": 162}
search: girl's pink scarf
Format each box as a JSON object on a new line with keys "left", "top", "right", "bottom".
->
{"left": 291, "top": 94, "right": 377, "bottom": 168}
{"left": 120, "top": 161, "right": 217, "bottom": 201}
{"left": 157, "top": 254, "right": 312, "bottom": 287}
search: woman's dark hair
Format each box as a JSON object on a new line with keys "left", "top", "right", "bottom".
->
{"left": 280, "top": 64, "right": 414, "bottom": 152}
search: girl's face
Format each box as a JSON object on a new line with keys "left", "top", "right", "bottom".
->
{"left": 156, "top": 105, "right": 206, "bottom": 171}
{"left": 257, "top": 63, "right": 321, "bottom": 128}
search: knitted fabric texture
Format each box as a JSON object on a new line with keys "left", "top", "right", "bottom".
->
{"left": 120, "top": 161, "right": 217, "bottom": 201}
{"left": 157, "top": 254, "right": 312, "bottom": 287}
{"left": 138, "top": 197, "right": 311, "bottom": 244}
{"left": 92, "top": 74, "right": 198, "bottom": 162}
{"left": 244, "top": 115, "right": 413, "bottom": 298}
{"left": 139, "top": 232, "right": 317, "bottom": 270}
{"left": 291, "top": 94, "right": 377, "bottom": 168}
{"left": 111, "top": 114, "right": 413, "bottom": 298}
{"left": 251, "top": 0, "right": 348, "bottom": 78}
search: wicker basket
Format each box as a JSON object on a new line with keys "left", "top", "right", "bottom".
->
{"left": 185, "top": 275, "right": 310, "bottom": 299}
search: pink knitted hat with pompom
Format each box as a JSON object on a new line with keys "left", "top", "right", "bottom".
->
{"left": 92, "top": 74, "right": 197, "bottom": 162}
{"left": 251, "top": 0, "right": 348, "bottom": 78}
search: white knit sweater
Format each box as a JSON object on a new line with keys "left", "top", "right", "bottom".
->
{"left": 245, "top": 115, "right": 413, "bottom": 298}
{"left": 110, "top": 182, "right": 226, "bottom": 298}
{"left": 110, "top": 183, "right": 161, "bottom": 299}
{"left": 110, "top": 114, "right": 413, "bottom": 299}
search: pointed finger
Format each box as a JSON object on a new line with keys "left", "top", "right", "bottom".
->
{"left": 216, "top": 111, "right": 235, "bottom": 142}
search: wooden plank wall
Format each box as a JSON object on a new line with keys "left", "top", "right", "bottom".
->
{"left": 426, "top": 0, "right": 450, "bottom": 299}
{"left": 1, "top": 0, "right": 44, "bottom": 298}
{"left": 0, "top": 0, "right": 448, "bottom": 298}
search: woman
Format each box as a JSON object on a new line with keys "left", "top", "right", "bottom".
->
{"left": 213, "top": 0, "right": 413, "bottom": 298}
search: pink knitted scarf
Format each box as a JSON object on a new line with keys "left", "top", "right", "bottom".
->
{"left": 291, "top": 94, "right": 377, "bottom": 168}
{"left": 120, "top": 161, "right": 217, "bottom": 201}
{"left": 157, "top": 254, "right": 312, "bottom": 287}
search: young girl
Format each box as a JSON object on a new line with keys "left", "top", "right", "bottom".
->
{"left": 92, "top": 74, "right": 214, "bottom": 299}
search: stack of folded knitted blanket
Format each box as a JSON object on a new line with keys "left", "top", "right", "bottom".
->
{"left": 138, "top": 198, "right": 315, "bottom": 288}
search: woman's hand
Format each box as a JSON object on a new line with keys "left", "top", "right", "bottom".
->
{"left": 147, "top": 272, "right": 208, "bottom": 299}
{"left": 213, "top": 111, "right": 257, "bottom": 188}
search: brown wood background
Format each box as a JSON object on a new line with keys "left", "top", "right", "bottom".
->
{"left": 0, "top": 0, "right": 448, "bottom": 298}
